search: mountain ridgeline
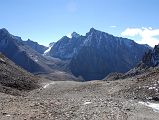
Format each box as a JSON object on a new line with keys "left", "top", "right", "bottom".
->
{"left": 49, "top": 28, "right": 150, "bottom": 80}
{"left": 0, "top": 28, "right": 52, "bottom": 74}
{"left": 0, "top": 28, "right": 151, "bottom": 80}
{"left": 23, "top": 39, "right": 48, "bottom": 54}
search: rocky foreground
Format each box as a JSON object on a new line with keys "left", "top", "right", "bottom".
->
{"left": 1, "top": 71, "right": 159, "bottom": 120}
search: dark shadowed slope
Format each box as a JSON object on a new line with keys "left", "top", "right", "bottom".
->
{"left": 23, "top": 39, "right": 48, "bottom": 54}
{"left": 105, "top": 44, "right": 158, "bottom": 81}
{"left": 0, "top": 28, "right": 49, "bottom": 73}
{"left": 0, "top": 28, "right": 66, "bottom": 75}
{"left": 0, "top": 53, "right": 39, "bottom": 95}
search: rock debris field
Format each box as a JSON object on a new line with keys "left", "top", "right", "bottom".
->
{"left": 1, "top": 78, "right": 159, "bottom": 120}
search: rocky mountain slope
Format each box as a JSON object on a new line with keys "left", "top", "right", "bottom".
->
{"left": 0, "top": 53, "right": 39, "bottom": 95}
{"left": 23, "top": 39, "right": 48, "bottom": 54}
{"left": 105, "top": 44, "right": 159, "bottom": 81}
{"left": 0, "top": 28, "right": 50, "bottom": 73}
{"left": 104, "top": 44, "right": 159, "bottom": 101}
{"left": 142, "top": 44, "right": 159, "bottom": 67}
{"left": 0, "top": 28, "right": 71, "bottom": 76}
{"left": 49, "top": 28, "right": 150, "bottom": 80}
{"left": 49, "top": 32, "right": 85, "bottom": 60}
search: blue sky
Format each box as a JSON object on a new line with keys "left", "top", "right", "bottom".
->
{"left": 0, "top": 0, "right": 159, "bottom": 46}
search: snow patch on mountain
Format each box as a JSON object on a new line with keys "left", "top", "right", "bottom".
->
{"left": 43, "top": 42, "right": 55, "bottom": 55}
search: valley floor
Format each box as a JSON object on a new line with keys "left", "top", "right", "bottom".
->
{"left": 0, "top": 78, "right": 159, "bottom": 120}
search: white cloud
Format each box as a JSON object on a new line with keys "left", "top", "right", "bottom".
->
{"left": 121, "top": 27, "right": 159, "bottom": 47}
{"left": 121, "top": 28, "right": 142, "bottom": 36}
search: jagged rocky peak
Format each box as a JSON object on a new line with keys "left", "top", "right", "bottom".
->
{"left": 25, "top": 39, "right": 39, "bottom": 45}
{"left": 86, "top": 28, "right": 110, "bottom": 39}
{"left": 61, "top": 36, "right": 70, "bottom": 40}
{"left": 0, "top": 28, "right": 12, "bottom": 48}
{"left": 49, "top": 32, "right": 84, "bottom": 60}
{"left": 0, "top": 28, "right": 22, "bottom": 41}
{"left": 0, "top": 28, "right": 10, "bottom": 37}
{"left": 142, "top": 44, "right": 159, "bottom": 67}
{"left": 56, "top": 36, "right": 70, "bottom": 44}
{"left": 24, "top": 39, "right": 48, "bottom": 54}
{"left": 87, "top": 27, "right": 100, "bottom": 35}
{"left": 71, "top": 32, "right": 80, "bottom": 38}
{"left": 27, "top": 39, "right": 36, "bottom": 43}
{"left": 25, "top": 39, "right": 42, "bottom": 46}
{"left": 154, "top": 44, "right": 159, "bottom": 53}
{"left": 49, "top": 42, "right": 55, "bottom": 47}
{"left": 89, "top": 27, "right": 97, "bottom": 32}
{"left": 88, "top": 27, "right": 106, "bottom": 34}
{"left": 0, "top": 28, "right": 9, "bottom": 33}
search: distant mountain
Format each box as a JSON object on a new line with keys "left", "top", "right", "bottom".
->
{"left": 49, "top": 32, "right": 85, "bottom": 59}
{"left": 0, "top": 28, "right": 151, "bottom": 81}
{"left": 49, "top": 28, "right": 150, "bottom": 80}
{"left": 104, "top": 45, "right": 159, "bottom": 82}
{"left": 0, "top": 28, "right": 77, "bottom": 81}
{"left": 0, "top": 28, "right": 51, "bottom": 73}
{"left": 24, "top": 39, "right": 48, "bottom": 54}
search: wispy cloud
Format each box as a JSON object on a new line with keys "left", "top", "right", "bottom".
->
{"left": 110, "top": 25, "right": 117, "bottom": 28}
{"left": 121, "top": 27, "right": 159, "bottom": 47}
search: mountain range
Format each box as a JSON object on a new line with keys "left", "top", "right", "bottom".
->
{"left": 0, "top": 28, "right": 151, "bottom": 80}
{"left": 49, "top": 28, "right": 150, "bottom": 80}
{"left": 0, "top": 28, "right": 48, "bottom": 73}
{"left": 1, "top": 28, "right": 159, "bottom": 120}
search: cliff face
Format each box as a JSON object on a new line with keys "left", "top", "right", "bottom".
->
{"left": 49, "top": 28, "right": 150, "bottom": 80}
{"left": 49, "top": 34, "right": 85, "bottom": 60}
{"left": 142, "top": 45, "right": 159, "bottom": 67}
{"left": 0, "top": 28, "right": 48, "bottom": 73}
{"left": 24, "top": 39, "right": 48, "bottom": 54}
{"left": 70, "top": 29, "right": 150, "bottom": 80}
